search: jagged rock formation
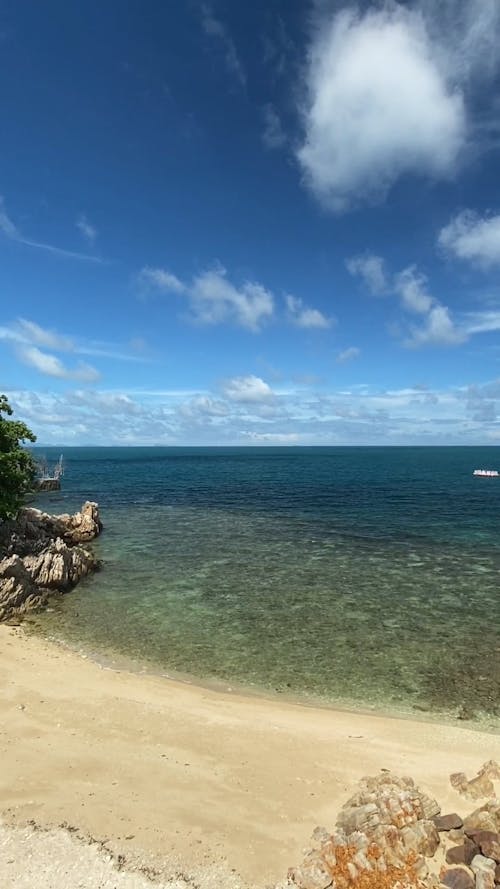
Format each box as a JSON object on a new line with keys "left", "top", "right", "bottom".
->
{"left": 0, "top": 502, "right": 101, "bottom": 622}
{"left": 288, "top": 773, "right": 441, "bottom": 889}
{"left": 451, "top": 763, "right": 500, "bottom": 803}
{"left": 288, "top": 767, "right": 500, "bottom": 889}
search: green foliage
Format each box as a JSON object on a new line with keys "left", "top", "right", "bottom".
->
{"left": 0, "top": 394, "right": 37, "bottom": 521}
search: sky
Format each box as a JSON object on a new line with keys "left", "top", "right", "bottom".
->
{"left": 2, "top": 0, "right": 500, "bottom": 446}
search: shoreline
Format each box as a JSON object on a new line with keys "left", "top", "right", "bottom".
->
{"left": 1, "top": 624, "right": 500, "bottom": 888}
{"left": 22, "top": 620, "right": 500, "bottom": 734}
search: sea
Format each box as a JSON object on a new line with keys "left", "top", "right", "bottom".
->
{"left": 27, "top": 446, "right": 500, "bottom": 727}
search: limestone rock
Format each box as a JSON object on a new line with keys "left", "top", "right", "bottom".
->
{"left": 471, "top": 854, "right": 496, "bottom": 889}
{"left": 0, "top": 501, "right": 102, "bottom": 622}
{"left": 451, "top": 763, "right": 500, "bottom": 802}
{"left": 289, "top": 773, "right": 440, "bottom": 889}
{"left": 23, "top": 538, "right": 98, "bottom": 590}
{"left": 464, "top": 804, "right": 500, "bottom": 837}
{"left": 0, "top": 555, "right": 49, "bottom": 621}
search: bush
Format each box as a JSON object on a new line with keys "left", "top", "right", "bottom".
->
{"left": 0, "top": 394, "right": 37, "bottom": 520}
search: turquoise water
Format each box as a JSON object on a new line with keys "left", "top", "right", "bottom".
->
{"left": 28, "top": 446, "right": 500, "bottom": 725}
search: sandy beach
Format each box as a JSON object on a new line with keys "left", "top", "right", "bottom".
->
{"left": 1, "top": 624, "right": 499, "bottom": 888}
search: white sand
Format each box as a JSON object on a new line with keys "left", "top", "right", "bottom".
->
{"left": 1, "top": 625, "right": 499, "bottom": 888}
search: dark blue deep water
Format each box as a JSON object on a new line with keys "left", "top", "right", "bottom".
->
{"left": 28, "top": 446, "right": 500, "bottom": 725}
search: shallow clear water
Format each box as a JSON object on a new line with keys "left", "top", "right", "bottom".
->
{"left": 27, "top": 446, "right": 500, "bottom": 726}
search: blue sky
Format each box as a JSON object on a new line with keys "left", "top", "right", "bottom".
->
{"left": 2, "top": 0, "right": 500, "bottom": 445}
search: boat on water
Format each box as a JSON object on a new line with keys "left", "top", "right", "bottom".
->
{"left": 473, "top": 468, "right": 499, "bottom": 477}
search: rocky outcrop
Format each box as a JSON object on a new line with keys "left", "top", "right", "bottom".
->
{"left": 288, "top": 773, "right": 441, "bottom": 889}
{"left": 451, "top": 763, "right": 500, "bottom": 803}
{"left": 287, "top": 770, "right": 500, "bottom": 889}
{"left": 0, "top": 555, "right": 50, "bottom": 619}
{"left": 0, "top": 501, "right": 102, "bottom": 622}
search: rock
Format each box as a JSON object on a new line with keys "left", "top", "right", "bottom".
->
{"left": 58, "top": 501, "right": 102, "bottom": 544}
{"left": 440, "top": 865, "right": 476, "bottom": 889}
{"left": 465, "top": 837, "right": 482, "bottom": 865}
{"left": 23, "top": 538, "right": 98, "bottom": 590}
{"left": 400, "top": 819, "right": 440, "bottom": 857}
{"left": 472, "top": 832, "right": 500, "bottom": 863}
{"left": 471, "top": 855, "right": 496, "bottom": 889}
{"left": 435, "top": 815, "right": 464, "bottom": 832}
{"left": 0, "top": 502, "right": 102, "bottom": 622}
{"left": 289, "top": 773, "right": 441, "bottom": 889}
{"left": 451, "top": 763, "right": 500, "bottom": 801}
{"left": 0, "top": 555, "right": 49, "bottom": 622}
{"left": 450, "top": 829, "right": 466, "bottom": 842}
{"left": 288, "top": 861, "right": 333, "bottom": 889}
{"left": 451, "top": 773, "right": 468, "bottom": 793}
{"left": 446, "top": 847, "right": 466, "bottom": 866}
{"left": 495, "top": 862, "right": 500, "bottom": 884}
{"left": 464, "top": 804, "right": 500, "bottom": 837}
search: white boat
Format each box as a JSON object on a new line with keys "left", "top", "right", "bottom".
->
{"left": 473, "top": 469, "right": 499, "bottom": 477}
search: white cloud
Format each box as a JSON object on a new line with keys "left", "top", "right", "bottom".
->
{"left": 405, "top": 304, "right": 466, "bottom": 347}
{"left": 18, "top": 345, "right": 100, "bottom": 381}
{"left": 346, "top": 254, "right": 388, "bottom": 294}
{"left": 139, "top": 263, "right": 274, "bottom": 331}
{"left": 285, "top": 294, "right": 332, "bottom": 329}
{"left": 262, "top": 103, "right": 286, "bottom": 149}
{"left": 438, "top": 210, "right": 500, "bottom": 267}
{"left": 393, "top": 266, "right": 433, "bottom": 315}
{"left": 76, "top": 214, "right": 97, "bottom": 245}
{"left": 240, "top": 431, "right": 303, "bottom": 443}
{"left": 200, "top": 4, "right": 245, "bottom": 86}
{"left": 7, "top": 375, "right": 500, "bottom": 446}
{"left": 0, "top": 196, "right": 20, "bottom": 238}
{"left": 18, "top": 318, "right": 73, "bottom": 351}
{"left": 139, "top": 266, "right": 186, "bottom": 294}
{"left": 0, "top": 196, "right": 103, "bottom": 263}
{"left": 222, "top": 375, "right": 274, "bottom": 402}
{"left": 190, "top": 267, "right": 273, "bottom": 331}
{"left": 297, "top": 5, "right": 465, "bottom": 211}
{"left": 462, "top": 311, "right": 500, "bottom": 335}
{"left": 337, "top": 346, "right": 360, "bottom": 363}
{"left": 348, "top": 253, "right": 467, "bottom": 347}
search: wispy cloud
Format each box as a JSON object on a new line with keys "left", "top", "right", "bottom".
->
{"left": 139, "top": 266, "right": 186, "bottom": 294}
{"left": 438, "top": 210, "right": 500, "bottom": 267}
{"left": 261, "top": 103, "right": 286, "bottom": 150}
{"left": 139, "top": 263, "right": 332, "bottom": 334}
{"left": 139, "top": 262, "right": 274, "bottom": 331}
{"left": 337, "top": 346, "right": 360, "bottom": 364}
{"left": 17, "top": 318, "right": 73, "bottom": 351}
{"left": 76, "top": 214, "right": 97, "bottom": 245}
{"left": 285, "top": 294, "right": 333, "bottom": 329}
{"left": 0, "top": 319, "right": 149, "bottom": 380}
{"left": 200, "top": 4, "right": 246, "bottom": 86}
{"left": 348, "top": 254, "right": 465, "bottom": 347}
{"left": 346, "top": 254, "right": 388, "bottom": 295}
{"left": 18, "top": 345, "right": 101, "bottom": 382}
{"left": 0, "top": 197, "right": 103, "bottom": 263}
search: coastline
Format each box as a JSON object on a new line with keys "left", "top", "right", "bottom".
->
{"left": 1, "top": 625, "right": 499, "bottom": 888}
{"left": 22, "top": 621, "right": 500, "bottom": 733}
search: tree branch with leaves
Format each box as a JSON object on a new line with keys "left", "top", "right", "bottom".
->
{"left": 0, "top": 394, "right": 37, "bottom": 520}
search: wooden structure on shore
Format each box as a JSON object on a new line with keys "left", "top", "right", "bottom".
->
{"left": 36, "top": 454, "right": 64, "bottom": 492}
